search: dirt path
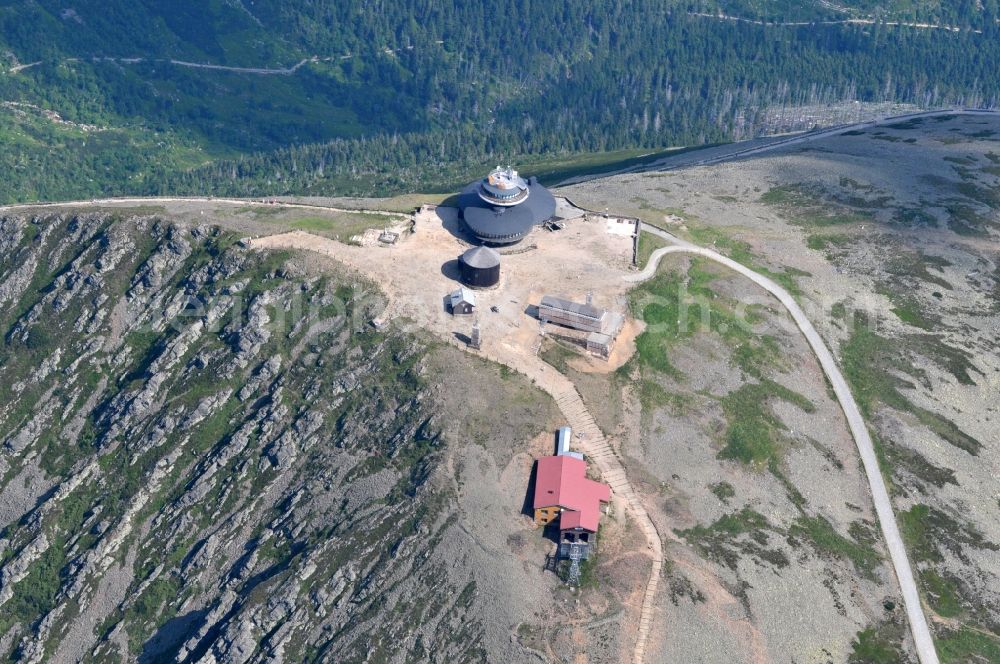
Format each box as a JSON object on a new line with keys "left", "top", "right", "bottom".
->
{"left": 4, "top": 45, "right": 438, "bottom": 77}
{"left": 629, "top": 225, "right": 940, "bottom": 664}
{"left": 8, "top": 61, "right": 42, "bottom": 73}
{"left": 0, "top": 196, "right": 410, "bottom": 219}
{"left": 557, "top": 109, "right": 1000, "bottom": 187}
{"left": 494, "top": 353, "right": 664, "bottom": 664}
{"left": 251, "top": 229, "right": 665, "bottom": 664}
{"left": 165, "top": 57, "right": 314, "bottom": 75}
{"left": 687, "top": 10, "right": 991, "bottom": 33}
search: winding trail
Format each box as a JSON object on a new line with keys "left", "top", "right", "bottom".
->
{"left": 2, "top": 105, "right": 981, "bottom": 663}
{"left": 629, "top": 225, "right": 940, "bottom": 664}
{"left": 5, "top": 46, "right": 432, "bottom": 77}
{"left": 558, "top": 108, "right": 1000, "bottom": 186}
{"left": 251, "top": 228, "right": 666, "bottom": 664}
{"left": 687, "top": 11, "right": 992, "bottom": 33}
{"left": 506, "top": 361, "right": 664, "bottom": 664}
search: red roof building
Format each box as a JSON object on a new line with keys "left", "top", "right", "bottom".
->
{"left": 532, "top": 455, "right": 611, "bottom": 533}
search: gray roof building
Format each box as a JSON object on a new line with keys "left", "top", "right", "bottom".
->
{"left": 459, "top": 245, "right": 502, "bottom": 288}
{"left": 537, "top": 294, "right": 625, "bottom": 359}
{"left": 461, "top": 245, "right": 501, "bottom": 269}
{"left": 458, "top": 168, "right": 557, "bottom": 245}
{"left": 539, "top": 295, "right": 606, "bottom": 323}
{"left": 449, "top": 287, "right": 476, "bottom": 315}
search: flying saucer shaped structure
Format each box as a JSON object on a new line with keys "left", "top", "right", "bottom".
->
{"left": 458, "top": 167, "right": 556, "bottom": 245}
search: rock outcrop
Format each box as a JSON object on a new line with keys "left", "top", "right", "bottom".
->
{"left": 0, "top": 214, "right": 569, "bottom": 663}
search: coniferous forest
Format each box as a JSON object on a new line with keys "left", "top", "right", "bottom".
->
{"left": 0, "top": 0, "right": 997, "bottom": 202}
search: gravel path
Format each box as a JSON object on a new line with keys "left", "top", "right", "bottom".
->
{"left": 629, "top": 225, "right": 940, "bottom": 664}
{"left": 476, "top": 350, "right": 665, "bottom": 664}
{"left": 5, "top": 108, "right": 983, "bottom": 661}
{"left": 558, "top": 108, "right": 1000, "bottom": 186}
{"left": 5, "top": 47, "right": 441, "bottom": 77}
{"left": 249, "top": 230, "right": 667, "bottom": 664}
{"left": 0, "top": 196, "right": 410, "bottom": 218}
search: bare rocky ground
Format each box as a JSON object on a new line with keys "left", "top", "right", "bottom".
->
{"left": 559, "top": 113, "right": 1000, "bottom": 662}
{"left": 0, "top": 213, "right": 642, "bottom": 663}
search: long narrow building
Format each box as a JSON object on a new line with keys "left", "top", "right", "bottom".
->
{"left": 537, "top": 295, "right": 608, "bottom": 334}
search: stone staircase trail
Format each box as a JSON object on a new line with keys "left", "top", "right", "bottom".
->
{"left": 552, "top": 384, "right": 663, "bottom": 664}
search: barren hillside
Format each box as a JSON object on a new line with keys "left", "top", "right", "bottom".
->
{"left": 0, "top": 214, "right": 641, "bottom": 663}
{"left": 558, "top": 113, "right": 1000, "bottom": 662}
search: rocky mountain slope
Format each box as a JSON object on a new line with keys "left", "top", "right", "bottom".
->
{"left": 0, "top": 213, "right": 594, "bottom": 663}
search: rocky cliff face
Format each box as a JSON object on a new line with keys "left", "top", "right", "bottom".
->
{"left": 0, "top": 214, "right": 568, "bottom": 663}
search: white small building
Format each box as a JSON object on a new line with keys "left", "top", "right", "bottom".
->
{"left": 449, "top": 287, "right": 476, "bottom": 315}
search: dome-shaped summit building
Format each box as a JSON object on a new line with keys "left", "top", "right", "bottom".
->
{"left": 458, "top": 167, "right": 556, "bottom": 245}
